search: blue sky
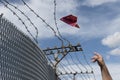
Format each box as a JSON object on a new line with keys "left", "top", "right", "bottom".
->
{"left": 0, "top": 0, "right": 120, "bottom": 80}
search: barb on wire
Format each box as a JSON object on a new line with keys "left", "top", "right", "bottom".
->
{"left": 3, "top": 0, "right": 39, "bottom": 44}
{"left": 53, "top": 0, "right": 70, "bottom": 45}
{"left": 0, "top": 1, "right": 38, "bottom": 44}
{"left": 21, "top": 0, "right": 64, "bottom": 46}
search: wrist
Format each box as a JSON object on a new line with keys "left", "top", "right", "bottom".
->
{"left": 98, "top": 59, "right": 105, "bottom": 67}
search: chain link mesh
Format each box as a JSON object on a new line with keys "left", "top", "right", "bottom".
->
{"left": 0, "top": 17, "right": 56, "bottom": 80}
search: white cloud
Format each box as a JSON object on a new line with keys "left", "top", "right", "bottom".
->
{"left": 102, "top": 32, "right": 120, "bottom": 48}
{"left": 100, "top": 14, "right": 120, "bottom": 56}
{"left": 82, "top": 0, "right": 118, "bottom": 7}
{"left": 109, "top": 48, "right": 120, "bottom": 55}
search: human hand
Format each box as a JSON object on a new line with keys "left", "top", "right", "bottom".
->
{"left": 91, "top": 52, "right": 105, "bottom": 67}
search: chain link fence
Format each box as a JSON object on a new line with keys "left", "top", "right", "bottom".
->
{"left": 0, "top": 17, "right": 56, "bottom": 80}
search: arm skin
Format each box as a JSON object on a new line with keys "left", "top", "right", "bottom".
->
{"left": 92, "top": 52, "right": 112, "bottom": 80}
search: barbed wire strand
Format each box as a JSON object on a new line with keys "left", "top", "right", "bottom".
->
{"left": 58, "top": 64, "right": 67, "bottom": 74}
{"left": 54, "top": 64, "right": 72, "bottom": 80}
{"left": 46, "top": 56, "right": 54, "bottom": 67}
{"left": 58, "top": 63, "right": 73, "bottom": 79}
{"left": 77, "top": 74, "right": 87, "bottom": 80}
{"left": 69, "top": 53, "right": 83, "bottom": 72}
{"left": 56, "top": 66, "right": 71, "bottom": 80}
{"left": 60, "top": 62, "right": 75, "bottom": 79}
{"left": 64, "top": 56, "right": 77, "bottom": 73}
{"left": 77, "top": 42, "right": 96, "bottom": 80}
{"left": 74, "top": 52, "right": 93, "bottom": 80}
{"left": 53, "top": 0, "right": 70, "bottom": 45}
{"left": 3, "top": 0, "right": 39, "bottom": 44}
{"left": 59, "top": 61, "right": 85, "bottom": 80}
{"left": 59, "top": 62, "right": 72, "bottom": 74}
{"left": 21, "top": 0, "right": 64, "bottom": 46}
{"left": 71, "top": 51, "right": 92, "bottom": 80}
{"left": 0, "top": 1, "right": 38, "bottom": 44}
{"left": 59, "top": 76, "right": 67, "bottom": 80}
{"left": 81, "top": 51, "right": 96, "bottom": 80}
{"left": 45, "top": 52, "right": 73, "bottom": 79}
{"left": 60, "top": 61, "right": 77, "bottom": 77}
{"left": 68, "top": 53, "right": 89, "bottom": 80}
{"left": 74, "top": 52, "right": 88, "bottom": 71}
{"left": 46, "top": 55, "right": 71, "bottom": 80}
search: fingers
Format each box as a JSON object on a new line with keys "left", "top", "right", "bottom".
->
{"left": 91, "top": 55, "right": 98, "bottom": 62}
{"left": 91, "top": 58, "right": 96, "bottom": 62}
{"left": 91, "top": 52, "right": 101, "bottom": 62}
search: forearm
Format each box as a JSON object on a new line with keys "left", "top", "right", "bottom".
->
{"left": 100, "top": 62, "right": 112, "bottom": 80}
{"left": 92, "top": 52, "right": 112, "bottom": 80}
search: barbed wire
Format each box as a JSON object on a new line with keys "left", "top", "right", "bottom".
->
{"left": 58, "top": 63, "right": 73, "bottom": 79}
{"left": 81, "top": 51, "right": 96, "bottom": 80}
{"left": 3, "top": 0, "right": 39, "bottom": 44}
{"left": 74, "top": 52, "right": 96, "bottom": 80}
{"left": 68, "top": 53, "right": 91, "bottom": 80}
{"left": 21, "top": 0, "right": 64, "bottom": 46}
{"left": 53, "top": 0, "right": 71, "bottom": 45}
{"left": 0, "top": 0, "right": 97, "bottom": 80}
{"left": 74, "top": 52, "right": 88, "bottom": 71}
{"left": 64, "top": 56, "right": 78, "bottom": 73}
{"left": 54, "top": 0, "right": 96, "bottom": 79}
{"left": 59, "top": 61, "right": 73, "bottom": 73}
{"left": 0, "top": 0, "right": 38, "bottom": 44}
{"left": 47, "top": 48, "right": 97, "bottom": 80}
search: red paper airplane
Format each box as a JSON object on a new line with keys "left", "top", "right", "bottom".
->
{"left": 60, "top": 14, "right": 80, "bottom": 28}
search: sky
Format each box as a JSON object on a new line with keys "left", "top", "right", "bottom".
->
{"left": 0, "top": 0, "right": 120, "bottom": 80}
